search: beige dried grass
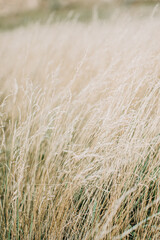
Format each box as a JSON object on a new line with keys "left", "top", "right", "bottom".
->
{"left": 0, "top": 16, "right": 160, "bottom": 239}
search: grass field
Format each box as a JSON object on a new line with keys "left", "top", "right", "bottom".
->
{"left": 0, "top": 3, "right": 159, "bottom": 30}
{"left": 0, "top": 7, "right": 160, "bottom": 240}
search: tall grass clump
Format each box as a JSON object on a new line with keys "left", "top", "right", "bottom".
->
{"left": 0, "top": 15, "right": 160, "bottom": 239}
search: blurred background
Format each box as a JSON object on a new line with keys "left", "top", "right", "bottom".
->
{"left": 0, "top": 0, "right": 159, "bottom": 29}
{"left": 0, "top": 0, "right": 159, "bottom": 14}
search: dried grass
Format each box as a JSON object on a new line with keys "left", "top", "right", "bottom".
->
{"left": 0, "top": 16, "right": 160, "bottom": 239}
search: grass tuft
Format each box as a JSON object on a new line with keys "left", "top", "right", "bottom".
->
{"left": 0, "top": 14, "right": 160, "bottom": 239}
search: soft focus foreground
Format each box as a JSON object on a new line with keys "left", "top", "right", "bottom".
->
{"left": 0, "top": 16, "right": 160, "bottom": 239}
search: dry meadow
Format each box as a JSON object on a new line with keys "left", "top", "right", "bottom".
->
{"left": 0, "top": 12, "right": 160, "bottom": 239}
